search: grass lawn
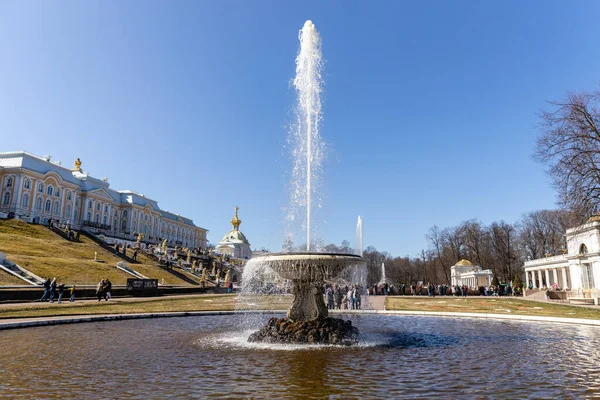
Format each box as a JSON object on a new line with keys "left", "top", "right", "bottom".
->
{"left": 0, "top": 294, "right": 292, "bottom": 319}
{"left": 386, "top": 296, "right": 600, "bottom": 320}
{"left": 0, "top": 219, "right": 194, "bottom": 286}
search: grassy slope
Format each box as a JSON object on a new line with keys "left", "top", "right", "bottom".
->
{"left": 0, "top": 270, "right": 31, "bottom": 286}
{"left": 0, "top": 294, "right": 292, "bottom": 319}
{"left": 386, "top": 296, "right": 600, "bottom": 320}
{"left": 0, "top": 219, "right": 192, "bottom": 286}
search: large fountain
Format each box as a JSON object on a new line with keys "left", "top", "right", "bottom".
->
{"left": 246, "top": 20, "right": 365, "bottom": 345}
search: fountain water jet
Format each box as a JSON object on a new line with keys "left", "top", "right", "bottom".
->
{"left": 356, "top": 216, "right": 363, "bottom": 257}
{"left": 245, "top": 20, "right": 365, "bottom": 345}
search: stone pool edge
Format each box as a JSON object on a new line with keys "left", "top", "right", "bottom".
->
{"left": 1, "top": 309, "right": 600, "bottom": 330}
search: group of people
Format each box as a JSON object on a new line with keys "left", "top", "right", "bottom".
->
{"left": 39, "top": 277, "right": 75, "bottom": 303}
{"left": 96, "top": 279, "right": 112, "bottom": 301}
{"left": 325, "top": 284, "right": 363, "bottom": 310}
{"left": 47, "top": 218, "right": 80, "bottom": 241}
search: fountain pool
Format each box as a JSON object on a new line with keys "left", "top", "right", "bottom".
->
{"left": 1, "top": 314, "right": 599, "bottom": 397}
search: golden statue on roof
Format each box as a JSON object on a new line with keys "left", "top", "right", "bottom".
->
{"left": 230, "top": 206, "right": 241, "bottom": 231}
{"left": 73, "top": 158, "right": 82, "bottom": 171}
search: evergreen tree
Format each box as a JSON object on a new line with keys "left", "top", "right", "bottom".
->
{"left": 513, "top": 274, "right": 523, "bottom": 289}
{"left": 491, "top": 274, "right": 500, "bottom": 286}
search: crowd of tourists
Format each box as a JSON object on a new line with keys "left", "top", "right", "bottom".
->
{"left": 325, "top": 284, "right": 363, "bottom": 310}
{"left": 39, "top": 277, "right": 75, "bottom": 303}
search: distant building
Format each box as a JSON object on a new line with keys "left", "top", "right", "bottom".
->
{"left": 0, "top": 151, "right": 207, "bottom": 249}
{"left": 524, "top": 214, "right": 600, "bottom": 299}
{"left": 215, "top": 206, "right": 251, "bottom": 260}
{"left": 252, "top": 249, "right": 271, "bottom": 258}
{"left": 451, "top": 259, "right": 493, "bottom": 288}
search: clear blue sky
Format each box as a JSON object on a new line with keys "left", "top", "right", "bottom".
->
{"left": 2, "top": 1, "right": 599, "bottom": 257}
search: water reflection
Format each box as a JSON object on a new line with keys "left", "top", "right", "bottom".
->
{"left": 0, "top": 315, "right": 599, "bottom": 398}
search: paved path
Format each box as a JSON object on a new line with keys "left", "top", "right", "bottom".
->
{"left": 367, "top": 295, "right": 386, "bottom": 310}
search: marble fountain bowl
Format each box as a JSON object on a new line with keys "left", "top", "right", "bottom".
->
{"left": 252, "top": 252, "right": 365, "bottom": 282}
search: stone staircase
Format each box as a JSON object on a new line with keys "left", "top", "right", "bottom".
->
{"left": 46, "top": 225, "right": 80, "bottom": 243}
{"left": 80, "top": 231, "right": 139, "bottom": 264}
{"left": 0, "top": 252, "right": 45, "bottom": 286}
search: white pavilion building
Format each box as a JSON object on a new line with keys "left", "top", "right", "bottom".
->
{"left": 523, "top": 214, "right": 600, "bottom": 300}
{"left": 451, "top": 259, "right": 493, "bottom": 288}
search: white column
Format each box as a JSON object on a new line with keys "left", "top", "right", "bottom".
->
{"left": 525, "top": 271, "right": 530, "bottom": 289}
{"left": 545, "top": 270, "right": 550, "bottom": 288}
{"left": 552, "top": 269, "right": 558, "bottom": 286}
{"left": 537, "top": 270, "right": 542, "bottom": 289}
{"left": 59, "top": 187, "right": 66, "bottom": 220}
{"left": 14, "top": 175, "right": 23, "bottom": 214}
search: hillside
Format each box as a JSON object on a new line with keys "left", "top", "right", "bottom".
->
{"left": 0, "top": 219, "right": 194, "bottom": 286}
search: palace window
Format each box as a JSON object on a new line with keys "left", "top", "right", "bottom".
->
{"left": 96, "top": 203, "right": 100, "bottom": 211}
{"left": 579, "top": 244, "right": 588, "bottom": 255}
{"left": 36, "top": 197, "right": 42, "bottom": 211}
{"left": 45, "top": 199, "right": 51, "bottom": 212}
{"left": 582, "top": 263, "right": 595, "bottom": 290}
{"left": 103, "top": 215, "right": 107, "bottom": 225}
{"left": 95, "top": 214, "right": 100, "bottom": 223}
{"left": 47, "top": 186, "right": 53, "bottom": 196}
{"left": 53, "top": 201, "right": 60, "bottom": 214}
{"left": 38, "top": 183, "right": 44, "bottom": 193}
{"left": 67, "top": 191, "right": 72, "bottom": 201}
{"left": 21, "top": 193, "right": 29, "bottom": 207}
{"left": 123, "top": 210, "right": 128, "bottom": 218}
{"left": 66, "top": 204, "right": 72, "bottom": 218}
{"left": 88, "top": 200, "right": 92, "bottom": 210}
{"left": 104, "top": 205, "right": 108, "bottom": 213}
{"left": 55, "top": 189, "right": 60, "bottom": 197}
{"left": 87, "top": 212, "right": 91, "bottom": 221}
{"left": 5, "top": 177, "right": 13, "bottom": 187}
{"left": 24, "top": 179, "right": 31, "bottom": 190}
{"left": 121, "top": 220, "right": 127, "bottom": 230}
{"left": 2, "top": 192, "right": 10, "bottom": 206}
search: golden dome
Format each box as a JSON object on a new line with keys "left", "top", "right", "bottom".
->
{"left": 230, "top": 206, "right": 241, "bottom": 231}
{"left": 588, "top": 213, "right": 600, "bottom": 223}
{"left": 455, "top": 259, "right": 473, "bottom": 267}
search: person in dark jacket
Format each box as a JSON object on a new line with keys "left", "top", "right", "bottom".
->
{"left": 57, "top": 282, "right": 65, "bottom": 303}
{"left": 39, "top": 277, "right": 50, "bottom": 302}
{"left": 104, "top": 279, "right": 112, "bottom": 301}
{"left": 48, "top": 278, "right": 57, "bottom": 303}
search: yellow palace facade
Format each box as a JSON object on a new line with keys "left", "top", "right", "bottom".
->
{"left": 0, "top": 151, "right": 207, "bottom": 249}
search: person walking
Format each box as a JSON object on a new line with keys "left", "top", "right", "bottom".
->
{"left": 39, "top": 277, "right": 50, "bottom": 302}
{"left": 48, "top": 277, "right": 57, "bottom": 303}
{"left": 69, "top": 285, "right": 76, "bottom": 302}
{"left": 96, "top": 279, "right": 105, "bottom": 301}
{"left": 104, "top": 279, "right": 112, "bottom": 301}
{"left": 57, "top": 282, "right": 65, "bottom": 303}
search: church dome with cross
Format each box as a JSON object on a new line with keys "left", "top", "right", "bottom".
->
{"left": 215, "top": 206, "right": 252, "bottom": 259}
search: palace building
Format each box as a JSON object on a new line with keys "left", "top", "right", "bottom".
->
{"left": 0, "top": 151, "right": 207, "bottom": 249}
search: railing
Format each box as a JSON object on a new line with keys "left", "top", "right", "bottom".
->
{"left": 524, "top": 254, "right": 568, "bottom": 267}
{"left": 82, "top": 220, "right": 112, "bottom": 231}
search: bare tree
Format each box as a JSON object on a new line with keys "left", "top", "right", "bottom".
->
{"left": 535, "top": 90, "right": 600, "bottom": 216}
{"left": 490, "top": 221, "right": 518, "bottom": 282}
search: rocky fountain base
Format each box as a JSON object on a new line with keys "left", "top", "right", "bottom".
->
{"left": 248, "top": 317, "right": 358, "bottom": 345}
{"left": 246, "top": 252, "right": 364, "bottom": 346}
